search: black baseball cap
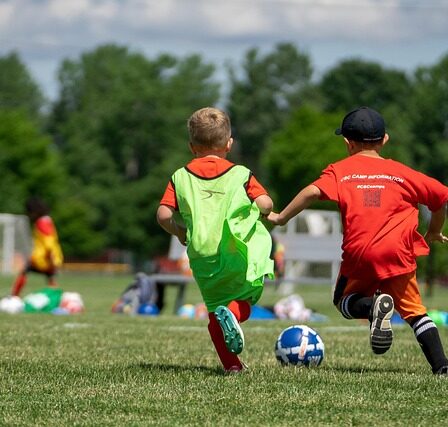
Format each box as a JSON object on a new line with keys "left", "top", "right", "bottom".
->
{"left": 335, "top": 106, "right": 385, "bottom": 142}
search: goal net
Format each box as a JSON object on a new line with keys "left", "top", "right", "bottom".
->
{"left": 0, "top": 214, "right": 31, "bottom": 275}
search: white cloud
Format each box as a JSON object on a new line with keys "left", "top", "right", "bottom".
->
{"left": 1, "top": 0, "right": 447, "bottom": 99}
{"left": 47, "top": 0, "right": 91, "bottom": 21}
{"left": 0, "top": 0, "right": 15, "bottom": 32}
{"left": 138, "top": 0, "right": 179, "bottom": 23}
{"left": 5, "top": 0, "right": 448, "bottom": 45}
{"left": 199, "top": 3, "right": 274, "bottom": 36}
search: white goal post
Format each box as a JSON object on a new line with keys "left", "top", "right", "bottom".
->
{"left": 0, "top": 214, "right": 31, "bottom": 275}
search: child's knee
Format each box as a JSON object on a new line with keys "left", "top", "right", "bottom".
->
{"left": 228, "top": 300, "right": 251, "bottom": 323}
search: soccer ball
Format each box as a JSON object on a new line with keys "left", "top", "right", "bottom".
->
{"left": 137, "top": 303, "right": 159, "bottom": 316}
{"left": 0, "top": 296, "right": 24, "bottom": 314}
{"left": 60, "top": 292, "right": 85, "bottom": 314}
{"left": 275, "top": 325, "right": 324, "bottom": 367}
{"left": 177, "top": 304, "right": 195, "bottom": 319}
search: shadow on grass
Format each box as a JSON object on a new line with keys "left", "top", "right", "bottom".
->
{"left": 133, "top": 362, "right": 223, "bottom": 376}
{"left": 329, "top": 365, "right": 407, "bottom": 374}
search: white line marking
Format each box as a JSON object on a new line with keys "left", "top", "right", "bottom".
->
{"left": 162, "top": 325, "right": 371, "bottom": 333}
{"left": 63, "top": 323, "right": 91, "bottom": 329}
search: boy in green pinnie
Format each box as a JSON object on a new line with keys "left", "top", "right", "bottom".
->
{"left": 157, "top": 107, "right": 274, "bottom": 373}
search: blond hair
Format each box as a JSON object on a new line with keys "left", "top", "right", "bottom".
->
{"left": 187, "top": 107, "right": 231, "bottom": 150}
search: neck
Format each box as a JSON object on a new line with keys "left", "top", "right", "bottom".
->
{"left": 194, "top": 152, "right": 227, "bottom": 159}
{"left": 355, "top": 150, "right": 382, "bottom": 158}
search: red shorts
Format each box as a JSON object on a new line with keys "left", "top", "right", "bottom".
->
{"left": 335, "top": 271, "right": 426, "bottom": 320}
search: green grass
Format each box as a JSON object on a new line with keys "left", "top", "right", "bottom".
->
{"left": 1, "top": 273, "right": 448, "bottom": 426}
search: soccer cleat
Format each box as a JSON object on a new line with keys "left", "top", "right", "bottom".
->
{"left": 369, "top": 291, "right": 394, "bottom": 355}
{"left": 434, "top": 366, "right": 448, "bottom": 376}
{"left": 225, "top": 361, "right": 249, "bottom": 375}
{"left": 214, "top": 305, "right": 245, "bottom": 355}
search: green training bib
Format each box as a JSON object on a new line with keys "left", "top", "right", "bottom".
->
{"left": 172, "top": 165, "right": 274, "bottom": 312}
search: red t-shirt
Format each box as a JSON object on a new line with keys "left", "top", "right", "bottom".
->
{"left": 313, "top": 154, "right": 448, "bottom": 280}
{"left": 160, "top": 157, "right": 268, "bottom": 210}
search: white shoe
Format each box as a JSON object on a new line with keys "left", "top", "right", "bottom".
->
{"left": 369, "top": 292, "right": 394, "bottom": 355}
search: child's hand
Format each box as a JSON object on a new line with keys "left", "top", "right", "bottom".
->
{"left": 424, "top": 231, "right": 448, "bottom": 244}
{"left": 267, "top": 212, "right": 282, "bottom": 226}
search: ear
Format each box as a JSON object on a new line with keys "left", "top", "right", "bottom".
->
{"left": 225, "top": 137, "right": 234, "bottom": 152}
{"left": 382, "top": 133, "right": 389, "bottom": 147}
{"left": 344, "top": 137, "right": 355, "bottom": 154}
{"left": 189, "top": 142, "right": 196, "bottom": 155}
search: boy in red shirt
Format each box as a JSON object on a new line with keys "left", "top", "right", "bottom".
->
{"left": 268, "top": 107, "right": 448, "bottom": 375}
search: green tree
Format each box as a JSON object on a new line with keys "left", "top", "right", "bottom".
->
{"left": 408, "top": 53, "right": 448, "bottom": 290}
{"left": 53, "top": 197, "right": 106, "bottom": 258}
{"left": 0, "top": 52, "right": 44, "bottom": 119}
{"left": 320, "top": 59, "right": 412, "bottom": 113}
{"left": 409, "top": 53, "right": 448, "bottom": 182}
{"left": 50, "top": 44, "right": 220, "bottom": 259}
{"left": 263, "top": 106, "right": 345, "bottom": 209}
{"left": 318, "top": 59, "right": 416, "bottom": 166}
{"left": 226, "top": 43, "right": 313, "bottom": 176}
{"left": 0, "top": 110, "right": 66, "bottom": 213}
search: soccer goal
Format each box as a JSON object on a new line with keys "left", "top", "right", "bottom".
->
{"left": 0, "top": 214, "right": 31, "bottom": 275}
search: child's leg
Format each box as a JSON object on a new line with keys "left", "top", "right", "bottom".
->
{"left": 48, "top": 275, "right": 58, "bottom": 287}
{"left": 44, "top": 268, "right": 59, "bottom": 287}
{"left": 409, "top": 315, "right": 448, "bottom": 374}
{"left": 11, "top": 272, "right": 28, "bottom": 296}
{"left": 208, "top": 313, "right": 243, "bottom": 371}
{"left": 334, "top": 274, "right": 394, "bottom": 354}
{"left": 214, "top": 303, "right": 245, "bottom": 355}
{"left": 338, "top": 293, "right": 373, "bottom": 319}
{"left": 333, "top": 274, "right": 376, "bottom": 319}
{"left": 384, "top": 272, "right": 448, "bottom": 374}
{"left": 228, "top": 300, "right": 251, "bottom": 323}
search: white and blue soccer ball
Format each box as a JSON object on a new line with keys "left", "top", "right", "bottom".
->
{"left": 275, "top": 325, "right": 324, "bottom": 367}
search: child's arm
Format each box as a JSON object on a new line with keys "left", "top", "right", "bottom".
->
{"left": 424, "top": 202, "right": 448, "bottom": 244}
{"left": 157, "top": 205, "right": 187, "bottom": 245}
{"left": 255, "top": 194, "right": 274, "bottom": 216}
{"left": 268, "top": 184, "right": 321, "bottom": 226}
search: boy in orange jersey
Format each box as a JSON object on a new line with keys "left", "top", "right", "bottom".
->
{"left": 268, "top": 107, "right": 448, "bottom": 375}
{"left": 11, "top": 197, "right": 64, "bottom": 296}
{"left": 157, "top": 107, "right": 274, "bottom": 373}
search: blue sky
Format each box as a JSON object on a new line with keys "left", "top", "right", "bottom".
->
{"left": 1, "top": 0, "right": 448, "bottom": 100}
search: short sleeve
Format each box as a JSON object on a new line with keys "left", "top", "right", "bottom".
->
{"left": 159, "top": 180, "right": 178, "bottom": 210}
{"left": 312, "top": 165, "right": 339, "bottom": 202}
{"left": 412, "top": 170, "right": 448, "bottom": 211}
{"left": 246, "top": 174, "right": 268, "bottom": 201}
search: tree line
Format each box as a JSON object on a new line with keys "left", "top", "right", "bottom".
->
{"left": 0, "top": 43, "right": 447, "bottom": 275}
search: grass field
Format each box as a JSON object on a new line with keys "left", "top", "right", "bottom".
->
{"left": 1, "top": 273, "right": 448, "bottom": 426}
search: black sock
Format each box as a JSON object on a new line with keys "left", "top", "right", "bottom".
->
{"left": 411, "top": 314, "right": 448, "bottom": 373}
{"left": 339, "top": 293, "right": 373, "bottom": 319}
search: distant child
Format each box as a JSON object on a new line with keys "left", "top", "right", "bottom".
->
{"left": 268, "top": 106, "right": 448, "bottom": 375}
{"left": 157, "top": 107, "right": 274, "bottom": 373}
{"left": 11, "top": 197, "right": 64, "bottom": 296}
